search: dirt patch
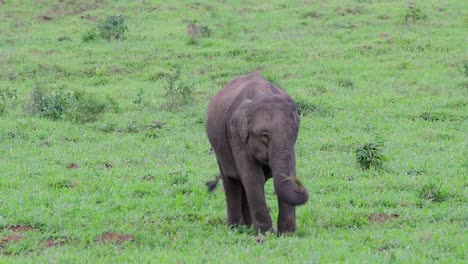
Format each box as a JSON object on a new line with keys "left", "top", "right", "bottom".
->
{"left": 1, "top": 234, "right": 25, "bottom": 244}
{"left": 369, "top": 213, "right": 399, "bottom": 223}
{"left": 67, "top": 163, "right": 79, "bottom": 169}
{"left": 49, "top": 0, "right": 103, "bottom": 16}
{"left": 37, "top": 15, "right": 53, "bottom": 22}
{"left": 94, "top": 232, "right": 135, "bottom": 244}
{"left": 8, "top": 225, "right": 38, "bottom": 233}
{"left": 80, "top": 14, "right": 98, "bottom": 22}
{"left": 42, "top": 237, "right": 80, "bottom": 248}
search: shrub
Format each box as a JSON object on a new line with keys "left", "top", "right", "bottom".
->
{"left": 65, "top": 90, "right": 107, "bottom": 123}
{"left": 97, "top": 15, "right": 127, "bottom": 40}
{"left": 26, "top": 86, "right": 109, "bottom": 123}
{"left": 355, "top": 142, "right": 385, "bottom": 170}
{"left": 26, "top": 85, "right": 73, "bottom": 120}
{"left": 162, "top": 67, "right": 193, "bottom": 111}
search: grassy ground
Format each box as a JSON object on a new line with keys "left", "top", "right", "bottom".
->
{"left": 0, "top": 0, "right": 466, "bottom": 263}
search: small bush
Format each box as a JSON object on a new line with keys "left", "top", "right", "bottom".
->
{"left": 163, "top": 67, "right": 193, "bottom": 111}
{"left": 96, "top": 15, "right": 127, "bottom": 41}
{"left": 26, "top": 86, "right": 109, "bottom": 123}
{"left": 355, "top": 142, "right": 385, "bottom": 170}
{"left": 26, "top": 86, "right": 73, "bottom": 120}
{"left": 404, "top": 3, "right": 427, "bottom": 24}
{"left": 66, "top": 90, "right": 107, "bottom": 123}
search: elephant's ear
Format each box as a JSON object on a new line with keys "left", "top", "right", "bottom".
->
{"left": 230, "top": 99, "right": 252, "bottom": 143}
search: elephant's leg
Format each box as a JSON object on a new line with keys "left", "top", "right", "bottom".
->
{"left": 221, "top": 177, "right": 243, "bottom": 226}
{"left": 277, "top": 201, "right": 296, "bottom": 234}
{"left": 241, "top": 187, "right": 252, "bottom": 226}
{"left": 242, "top": 179, "right": 273, "bottom": 234}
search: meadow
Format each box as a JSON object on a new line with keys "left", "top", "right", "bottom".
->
{"left": 0, "top": 0, "right": 466, "bottom": 263}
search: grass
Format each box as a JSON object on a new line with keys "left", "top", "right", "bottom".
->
{"left": 0, "top": 0, "right": 466, "bottom": 262}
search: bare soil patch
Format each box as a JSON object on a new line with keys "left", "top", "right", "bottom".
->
{"left": 369, "top": 213, "right": 399, "bottom": 223}
{"left": 94, "top": 232, "right": 135, "bottom": 244}
{"left": 37, "top": 15, "right": 53, "bottom": 22}
{"left": 8, "top": 225, "right": 38, "bottom": 233}
{"left": 67, "top": 163, "right": 79, "bottom": 169}
{"left": 1, "top": 234, "right": 25, "bottom": 244}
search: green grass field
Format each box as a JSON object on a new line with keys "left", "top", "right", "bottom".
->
{"left": 0, "top": 0, "right": 466, "bottom": 263}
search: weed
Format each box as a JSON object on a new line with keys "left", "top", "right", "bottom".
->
{"left": 132, "top": 88, "right": 145, "bottom": 107}
{"left": 355, "top": 142, "right": 385, "bottom": 170}
{"left": 302, "top": 11, "right": 322, "bottom": 19}
{"left": 26, "top": 85, "right": 73, "bottom": 120}
{"left": 0, "top": 87, "right": 18, "bottom": 114}
{"left": 65, "top": 90, "right": 107, "bottom": 123}
{"left": 81, "top": 30, "right": 98, "bottom": 42}
{"left": 97, "top": 15, "right": 127, "bottom": 41}
{"left": 162, "top": 66, "right": 193, "bottom": 111}
{"left": 25, "top": 86, "right": 108, "bottom": 122}
{"left": 404, "top": 3, "right": 427, "bottom": 24}
{"left": 295, "top": 100, "right": 321, "bottom": 117}
{"left": 338, "top": 78, "right": 355, "bottom": 89}
{"left": 419, "top": 182, "right": 446, "bottom": 203}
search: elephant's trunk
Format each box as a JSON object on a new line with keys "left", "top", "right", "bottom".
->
{"left": 270, "top": 145, "right": 309, "bottom": 206}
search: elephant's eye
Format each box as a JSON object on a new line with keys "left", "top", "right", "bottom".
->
{"left": 261, "top": 132, "right": 269, "bottom": 142}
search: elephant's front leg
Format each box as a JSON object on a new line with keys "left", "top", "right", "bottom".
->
{"left": 238, "top": 160, "right": 273, "bottom": 234}
{"left": 221, "top": 176, "right": 243, "bottom": 227}
{"left": 278, "top": 201, "right": 296, "bottom": 234}
{"left": 241, "top": 187, "right": 252, "bottom": 226}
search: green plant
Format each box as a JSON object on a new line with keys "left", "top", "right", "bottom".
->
{"left": 295, "top": 100, "right": 320, "bottom": 116}
{"left": 199, "top": 25, "right": 212, "bottom": 38}
{"left": 65, "top": 90, "right": 107, "bottom": 123}
{"left": 97, "top": 15, "right": 127, "bottom": 41}
{"left": 163, "top": 66, "right": 193, "bottom": 110}
{"left": 355, "top": 142, "right": 385, "bottom": 170}
{"left": 81, "top": 30, "right": 98, "bottom": 42}
{"left": 26, "top": 85, "right": 73, "bottom": 120}
{"left": 26, "top": 86, "right": 108, "bottom": 122}
{"left": 404, "top": 3, "right": 427, "bottom": 24}
{"left": 0, "top": 87, "right": 18, "bottom": 114}
{"left": 419, "top": 182, "right": 446, "bottom": 202}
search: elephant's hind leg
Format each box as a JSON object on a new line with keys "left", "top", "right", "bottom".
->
{"left": 222, "top": 176, "right": 243, "bottom": 227}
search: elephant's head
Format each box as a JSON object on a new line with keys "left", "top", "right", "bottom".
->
{"left": 230, "top": 93, "right": 309, "bottom": 206}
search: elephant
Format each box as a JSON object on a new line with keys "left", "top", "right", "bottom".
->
{"left": 205, "top": 71, "right": 309, "bottom": 235}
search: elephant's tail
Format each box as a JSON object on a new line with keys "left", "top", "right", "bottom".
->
{"left": 205, "top": 175, "right": 220, "bottom": 192}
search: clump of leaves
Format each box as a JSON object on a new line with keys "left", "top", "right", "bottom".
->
{"left": 355, "top": 142, "right": 385, "bottom": 170}
{"left": 419, "top": 182, "right": 446, "bottom": 203}
{"left": 0, "top": 87, "right": 18, "bottom": 114}
{"left": 162, "top": 66, "right": 193, "bottom": 111}
{"left": 25, "top": 86, "right": 111, "bottom": 123}
{"left": 26, "top": 85, "right": 73, "bottom": 120}
{"left": 404, "top": 3, "right": 427, "bottom": 24}
{"left": 98, "top": 15, "right": 127, "bottom": 40}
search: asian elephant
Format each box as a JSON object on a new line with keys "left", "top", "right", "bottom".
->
{"left": 205, "top": 71, "right": 309, "bottom": 235}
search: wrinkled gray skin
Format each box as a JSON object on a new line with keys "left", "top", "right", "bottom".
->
{"left": 205, "top": 71, "right": 309, "bottom": 235}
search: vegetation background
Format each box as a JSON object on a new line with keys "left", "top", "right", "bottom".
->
{"left": 0, "top": 0, "right": 466, "bottom": 262}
